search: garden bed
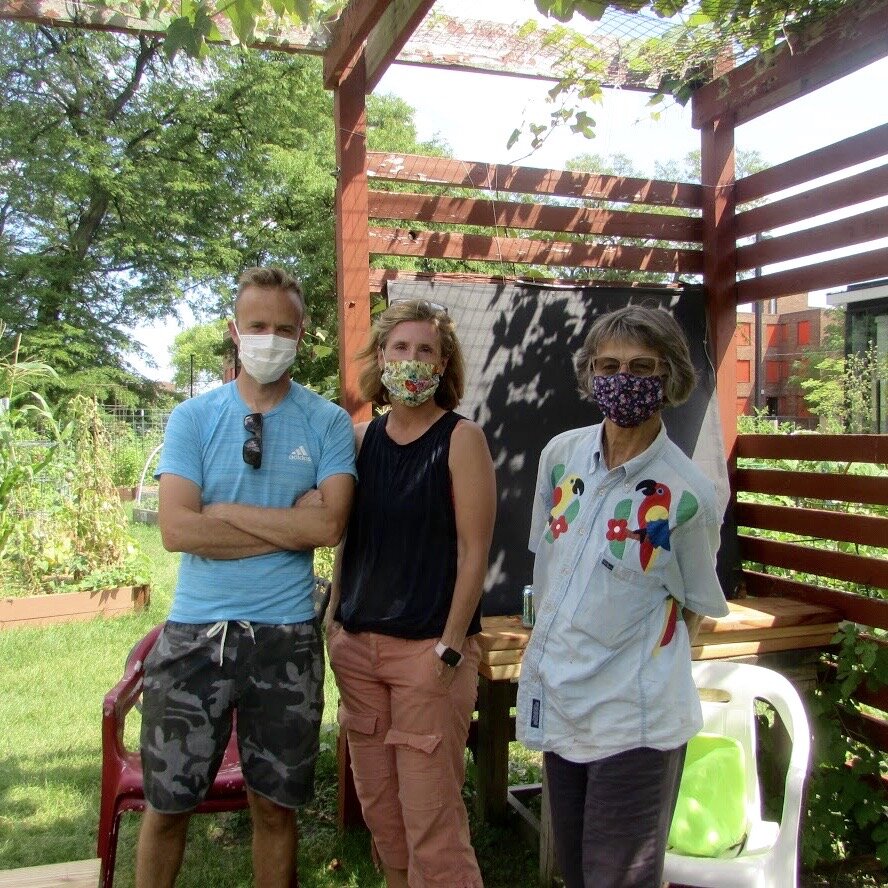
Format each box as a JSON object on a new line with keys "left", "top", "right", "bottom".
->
{"left": 0, "top": 583, "right": 150, "bottom": 629}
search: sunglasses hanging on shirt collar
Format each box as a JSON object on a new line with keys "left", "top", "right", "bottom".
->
{"left": 243, "top": 412, "right": 262, "bottom": 469}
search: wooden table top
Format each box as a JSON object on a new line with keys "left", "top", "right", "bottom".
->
{"left": 477, "top": 597, "right": 841, "bottom": 681}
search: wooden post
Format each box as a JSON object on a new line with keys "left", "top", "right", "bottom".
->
{"left": 475, "top": 675, "right": 512, "bottom": 823}
{"left": 538, "top": 768, "right": 556, "bottom": 887}
{"left": 699, "top": 113, "right": 738, "bottom": 462}
{"left": 333, "top": 54, "right": 372, "bottom": 422}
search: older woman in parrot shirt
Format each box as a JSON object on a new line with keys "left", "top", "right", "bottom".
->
{"left": 517, "top": 304, "right": 729, "bottom": 888}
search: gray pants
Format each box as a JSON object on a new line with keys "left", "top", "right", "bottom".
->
{"left": 544, "top": 744, "right": 686, "bottom": 888}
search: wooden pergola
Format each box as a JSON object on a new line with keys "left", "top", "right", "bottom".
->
{"left": 4, "top": 0, "right": 888, "bottom": 839}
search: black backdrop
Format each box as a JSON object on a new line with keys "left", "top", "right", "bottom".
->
{"left": 386, "top": 280, "right": 735, "bottom": 615}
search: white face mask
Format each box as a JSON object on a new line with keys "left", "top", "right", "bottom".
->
{"left": 235, "top": 326, "right": 299, "bottom": 384}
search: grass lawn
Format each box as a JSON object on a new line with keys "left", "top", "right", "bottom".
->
{"left": 1, "top": 516, "right": 883, "bottom": 887}
{"left": 0, "top": 516, "right": 540, "bottom": 887}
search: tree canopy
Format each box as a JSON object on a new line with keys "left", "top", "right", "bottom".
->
{"left": 0, "top": 21, "right": 440, "bottom": 400}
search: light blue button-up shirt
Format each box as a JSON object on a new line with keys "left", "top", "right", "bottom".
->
{"left": 516, "top": 422, "right": 729, "bottom": 763}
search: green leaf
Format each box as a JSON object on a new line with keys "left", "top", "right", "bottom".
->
{"left": 163, "top": 16, "right": 204, "bottom": 59}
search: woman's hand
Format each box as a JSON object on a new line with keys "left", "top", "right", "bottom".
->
{"left": 435, "top": 656, "right": 458, "bottom": 689}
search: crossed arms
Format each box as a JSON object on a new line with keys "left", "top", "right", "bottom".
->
{"left": 158, "top": 472, "right": 354, "bottom": 559}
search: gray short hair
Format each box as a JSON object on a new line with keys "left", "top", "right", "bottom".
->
{"left": 575, "top": 305, "right": 697, "bottom": 406}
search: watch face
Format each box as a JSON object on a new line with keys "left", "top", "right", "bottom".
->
{"left": 440, "top": 646, "right": 461, "bottom": 667}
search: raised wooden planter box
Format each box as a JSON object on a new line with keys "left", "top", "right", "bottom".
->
{"left": 0, "top": 583, "right": 150, "bottom": 629}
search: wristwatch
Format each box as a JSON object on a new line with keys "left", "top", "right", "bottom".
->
{"left": 435, "top": 641, "right": 464, "bottom": 668}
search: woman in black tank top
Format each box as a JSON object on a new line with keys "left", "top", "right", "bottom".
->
{"left": 326, "top": 300, "right": 496, "bottom": 888}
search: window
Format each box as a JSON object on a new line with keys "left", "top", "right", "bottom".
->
{"left": 765, "top": 324, "right": 780, "bottom": 347}
{"left": 778, "top": 323, "right": 788, "bottom": 344}
{"left": 736, "top": 322, "right": 752, "bottom": 346}
{"left": 797, "top": 320, "right": 811, "bottom": 346}
{"left": 736, "top": 397, "right": 749, "bottom": 416}
{"left": 736, "top": 360, "right": 751, "bottom": 383}
{"left": 766, "top": 360, "right": 785, "bottom": 383}
{"left": 766, "top": 396, "right": 779, "bottom": 416}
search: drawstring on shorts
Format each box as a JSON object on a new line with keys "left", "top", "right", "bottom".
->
{"left": 206, "top": 620, "right": 255, "bottom": 665}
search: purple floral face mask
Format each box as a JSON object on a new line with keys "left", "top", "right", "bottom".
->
{"left": 592, "top": 373, "right": 664, "bottom": 428}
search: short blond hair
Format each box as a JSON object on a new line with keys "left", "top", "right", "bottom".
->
{"left": 575, "top": 305, "right": 697, "bottom": 406}
{"left": 357, "top": 300, "right": 465, "bottom": 410}
{"left": 236, "top": 266, "right": 304, "bottom": 316}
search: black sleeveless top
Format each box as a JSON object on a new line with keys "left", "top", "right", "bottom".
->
{"left": 337, "top": 411, "right": 482, "bottom": 639}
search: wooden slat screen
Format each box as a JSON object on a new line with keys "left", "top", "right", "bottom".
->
{"left": 366, "top": 152, "right": 704, "bottom": 280}
{"left": 731, "top": 122, "right": 888, "bottom": 302}
{"left": 735, "top": 433, "right": 888, "bottom": 633}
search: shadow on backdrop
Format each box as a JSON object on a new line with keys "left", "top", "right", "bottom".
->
{"left": 386, "top": 281, "right": 736, "bottom": 615}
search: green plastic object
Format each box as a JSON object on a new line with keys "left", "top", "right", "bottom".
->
{"left": 668, "top": 732, "right": 748, "bottom": 858}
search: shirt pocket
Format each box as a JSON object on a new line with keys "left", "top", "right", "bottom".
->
{"left": 572, "top": 555, "right": 669, "bottom": 649}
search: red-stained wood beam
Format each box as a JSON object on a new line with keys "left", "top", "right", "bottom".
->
{"left": 323, "top": 0, "right": 391, "bottom": 89}
{"left": 736, "top": 248, "right": 888, "bottom": 303}
{"left": 334, "top": 56, "right": 372, "bottom": 421}
{"left": 368, "top": 191, "right": 704, "bottom": 242}
{"left": 841, "top": 709, "right": 888, "bottom": 753}
{"left": 365, "top": 0, "right": 435, "bottom": 92}
{"left": 737, "top": 433, "right": 888, "bottom": 463}
{"left": 368, "top": 226, "right": 704, "bottom": 273}
{"left": 735, "top": 206, "right": 888, "bottom": 272}
{"left": 736, "top": 468, "right": 888, "bottom": 506}
{"left": 737, "top": 123, "right": 888, "bottom": 205}
{"left": 700, "top": 116, "right": 737, "bottom": 460}
{"left": 739, "top": 536, "right": 888, "bottom": 590}
{"left": 367, "top": 269, "right": 684, "bottom": 293}
{"left": 743, "top": 570, "right": 888, "bottom": 630}
{"left": 367, "top": 153, "right": 703, "bottom": 209}
{"left": 735, "top": 164, "right": 888, "bottom": 239}
{"left": 734, "top": 502, "right": 888, "bottom": 549}
{"left": 822, "top": 662, "right": 888, "bottom": 713}
{"left": 692, "top": 0, "right": 888, "bottom": 128}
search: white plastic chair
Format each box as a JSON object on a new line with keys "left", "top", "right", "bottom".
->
{"left": 663, "top": 660, "right": 811, "bottom": 888}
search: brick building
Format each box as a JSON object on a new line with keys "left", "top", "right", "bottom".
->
{"left": 827, "top": 278, "right": 888, "bottom": 433}
{"left": 735, "top": 293, "right": 839, "bottom": 427}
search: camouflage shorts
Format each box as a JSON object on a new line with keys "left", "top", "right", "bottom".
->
{"left": 140, "top": 619, "right": 324, "bottom": 813}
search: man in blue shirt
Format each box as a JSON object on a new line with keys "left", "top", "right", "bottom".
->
{"left": 135, "top": 267, "right": 356, "bottom": 888}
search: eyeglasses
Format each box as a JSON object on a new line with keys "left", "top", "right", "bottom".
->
{"left": 243, "top": 412, "right": 262, "bottom": 469}
{"left": 591, "top": 356, "right": 664, "bottom": 378}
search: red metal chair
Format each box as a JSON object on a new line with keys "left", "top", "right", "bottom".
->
{"left": 97, "top": 624, "right": 248, "bottom": 888}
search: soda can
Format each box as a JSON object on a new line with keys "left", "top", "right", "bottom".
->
{"left": 522, "top": 584, "right": 535, "bottom": 628}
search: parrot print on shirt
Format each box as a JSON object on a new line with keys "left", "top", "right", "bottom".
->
{"left": 545, "top": 464, "right": 585, "bottom": 543}
{"left": 635, "top": 479, "right": 672, "bottom": 571}
{"left": 605, "top": 478, "right": 700, "bottom": 572}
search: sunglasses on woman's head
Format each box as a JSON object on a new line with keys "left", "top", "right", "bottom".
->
{"left": 243, "top": 412, "right": 262, "bottom": 469}
{"left": 389, "top": 298, "right": 448, "bottom": 315}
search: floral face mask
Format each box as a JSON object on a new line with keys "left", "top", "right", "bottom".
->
{"left": 592, "top": 373, "right": 664, "bottom": 428}
{"left": 381, "top": 360, "right": 441, "bottom": 407}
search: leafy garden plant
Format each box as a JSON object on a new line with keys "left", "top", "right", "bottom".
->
{"left": 0, "top": 328, "right": 67, "bottom": 561}
{"left": 0, "top": 386, "right": 148, "bottom": 597}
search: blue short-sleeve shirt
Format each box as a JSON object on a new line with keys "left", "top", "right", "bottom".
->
{"left": 156, "top": 380, "right": 356, "bottom": 624}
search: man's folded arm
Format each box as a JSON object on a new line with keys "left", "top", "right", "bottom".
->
{"left": 203, "top": 473, "right": 355, "bottom": 552}
{"left": 158, "top": 473, "right": 281, "bottom": 559}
